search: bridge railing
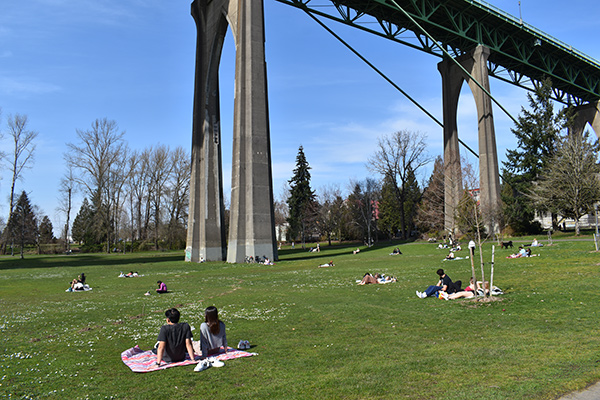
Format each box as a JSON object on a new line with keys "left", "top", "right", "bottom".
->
{"left": 469, "top": 0, "right": 600, "bottom": 68}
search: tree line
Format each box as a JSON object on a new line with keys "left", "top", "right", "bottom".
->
{"left": 2, "top": 79, "right": 599, "bottom": 256}
{"left": 284, "top": 78, "right": 600, "bottom": 246}
{"left": 0, "top": 116, "right": 191, "bottom": 255}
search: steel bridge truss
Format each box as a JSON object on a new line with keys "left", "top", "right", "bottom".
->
{"left": 275, "top": 0, "right": 600, "bottom": 106}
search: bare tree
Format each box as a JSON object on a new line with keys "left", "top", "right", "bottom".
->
{"left": 316, "top": 184, "right": 344, "bottom": 246}
{"left": 0, "top": 108, "right": 5, "bottom": 175}
{"left": 5, "top": 113, "right": 38, "bottom": 217}
{"left": 368, "top": 130, "right": 431, "bottom": 239}
{"left": 127, "top": 149, "right": 152, "bottom": 242}
{"left": 528, "top": 130, "right": 600, "bottom": 235}
{"left": 348, "top": 178, "right": 380, "bottom": 246}
{"left": 164, "top": 146, "right": 190, "bottom": 249}
{"left": 147, "top": 145, "right": 173, "bottom": 249}
{"left": 65, "top": 118, "right": 126, "bottom": 250}
{"left": 57, "top": 166, "right": 76, "bottom": 252}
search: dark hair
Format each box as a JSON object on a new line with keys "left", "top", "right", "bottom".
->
{"left": 157, "top": 280, "right": 162, "bottom": 284}
{"left": 204, "top": 306, "right": 221, "bottom": 335}
{"left": 165, "top": 308, "right": 180, "bottom": 324}
{"left": 436, "top": 269, "right": 444, "bottom": 277}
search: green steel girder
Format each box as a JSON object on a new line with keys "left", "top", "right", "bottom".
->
{"left": 274, "top": 0, "right": 600, "bottom": 106}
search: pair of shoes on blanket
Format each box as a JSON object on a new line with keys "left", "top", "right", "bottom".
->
{"left": 194, "top": 357, "right": 225, "bottom": 372}
{"left": 237, "top": 340, "right": 250, "bottom": 350}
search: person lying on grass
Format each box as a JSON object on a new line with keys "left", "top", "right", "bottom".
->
{"left": 153, "top": 308, "right": 196, "bottom": 366}
{"left": 506, "top": 246, "right": 538, "bottom": 258}
{"left": 358, "top": 273, "right": 397, "bottom": 285}
{"left": 318, "top": 260, "right": 334, "bottom": 268}
{"left": 447, "top": 278, "right": 476, "bottom": 299}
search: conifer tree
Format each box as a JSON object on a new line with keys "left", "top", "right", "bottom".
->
{"left": 72, "top": 198, "right": 96, "bottom": 246}
{"left": 416, "top": 156, "right": 445, "bottom": 234}
{"left": 286, "top": 146, "right": 316, "bottom": 247}
{"left": 501, "top": 77, "right": 567, "bottom": 233}
{"left": 4, "top": 191, "right": 38, "bottom": 258}
{"left": 38, "top": 215, "right": 55, "bottom": 245}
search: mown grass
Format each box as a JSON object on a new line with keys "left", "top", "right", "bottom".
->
{"left": 1, "top": 236, "right": 599, "bottom": 399}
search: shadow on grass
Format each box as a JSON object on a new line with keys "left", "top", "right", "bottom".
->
{"left": 0, "top": 252, "right": 183, "bottom": 271}
{"left": 277, "top": 239, "right": 416, "bottom": 262}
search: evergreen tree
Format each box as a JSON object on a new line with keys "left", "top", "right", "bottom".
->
{"left": 456, "top": 190, "right": 485, "bottom": 238}
{"left": 501, "top": 78, "right": 567, "bottom": 233}
{"left": 38, "top": 215, "right": 55, "bottom": 244}
{"left": 403, "top": 167, "right": 421, "bottom": 237}
{"left": 4, "top": 191, "right": 38, "bottom": 258}
{"left": 72, "top": 198, "right": 96, "bottom": 245}
{"left": 416, "top": 156, "right": 445, "bottom": 234}
{"left": 378, "top": 175, "right": 402, "bottom": 239}
{"left": 286, "top": 146, "right": 316, "bottom": 246}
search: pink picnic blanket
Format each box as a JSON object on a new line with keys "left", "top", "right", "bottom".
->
{"left": 121, "top": 345, "right": 256, "bottom": 373}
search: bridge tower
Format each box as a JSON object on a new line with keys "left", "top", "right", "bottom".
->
{"left": 438, "top": 45, "right": 502, "bottom": 235}
{"left": 186, "top": 0, "right": 278, "bottom": 263}
{"left": 573, "top": 101, "right": 600, "bottom": 139}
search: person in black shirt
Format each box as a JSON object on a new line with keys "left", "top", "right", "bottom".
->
{"left": 416, "top": 269, "right": 454, "bottom": 299}
{"left": 153, "top": 308, "right": 196, "bottom": 365}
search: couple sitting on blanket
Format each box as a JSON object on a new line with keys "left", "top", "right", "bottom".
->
{"left": 153, "top": 306, "right": 227, "bottom": 370}
{"left": 416, "top": 268, "right": 462, "bottom": 299}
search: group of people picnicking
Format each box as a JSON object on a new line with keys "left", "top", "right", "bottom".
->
{"left": 503, "top": 238, "right": 542, "bottom": 258}
{"left": 415, "top": 268, "right": 502, "bottom": 300}
{"left": 152, "top": 306, "right": 246, "bottom": 371}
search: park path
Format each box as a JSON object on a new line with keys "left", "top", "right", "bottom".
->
{"left": 558, "top": 382, "right": 600, "bottom": 399}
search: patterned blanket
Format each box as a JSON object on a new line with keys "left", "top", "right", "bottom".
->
{"left": 121, "top": 345, "right": 256, "bottom": 373}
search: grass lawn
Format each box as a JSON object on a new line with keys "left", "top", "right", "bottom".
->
{"left": 1, "top": 236, "right": 599, "bottom": 399}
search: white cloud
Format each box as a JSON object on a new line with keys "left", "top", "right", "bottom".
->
{"left": 0, "top": 76, "right": 61, "bottom": 96}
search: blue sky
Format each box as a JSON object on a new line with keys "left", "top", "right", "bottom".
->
{"left": 1, "top": 0, "right": 599, "bottom": 234}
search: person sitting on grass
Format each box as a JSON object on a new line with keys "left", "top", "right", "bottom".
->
{"left": 445, "top": 251, "right": 455, "bottom": 260}
{"left": 200, "top": 306, "right": 227, "bottom": 356}
{"left": 153, "top": 308, "right": 196, "bottom": 366}
{"left": 353, "top": 248, "right": 360, "bottom": 255}
{"left": 69, "top": 273, "right": 86, "bottom": 291}
{"left": 530, "top": 238, "right": 543, "bottom": 247}
{"left": 156, "top": 280, "right": 168, "bottom": 293}
{"left": 416, "top": 268, "right": 453, "bottom": 299}
{"left": 390, "top": 247, "right": 402, "bottom": 255}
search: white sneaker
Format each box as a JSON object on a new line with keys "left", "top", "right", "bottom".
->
{"left": 209, "top": 357, "right": 225, "bottom": 368}
{"left": 237, "top": 340, "right": 245, "bottom": 350}
{"left": 243, "top": 340, "right": 250, "bottom": 349}
{"left": 194, "top": 360, "right": 211, "bottom": 372}
{"left": 416, "top": 290, "right": 421, "bottom": 298}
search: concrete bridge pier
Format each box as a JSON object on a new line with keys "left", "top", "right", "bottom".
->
{"left": 186, "top": 0, "right": 278, "bottom": 263}
{"left": 438, "top": 45, "right": 502, "bottom": 235}
{"left": 226, "top": 0, "right": 278, "bottom": 263}
{"left": 186, "top": 1, "right": 229, "bottom": 262}
{"left": 573, "top": 101, "right": 600, "bottom": 139}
